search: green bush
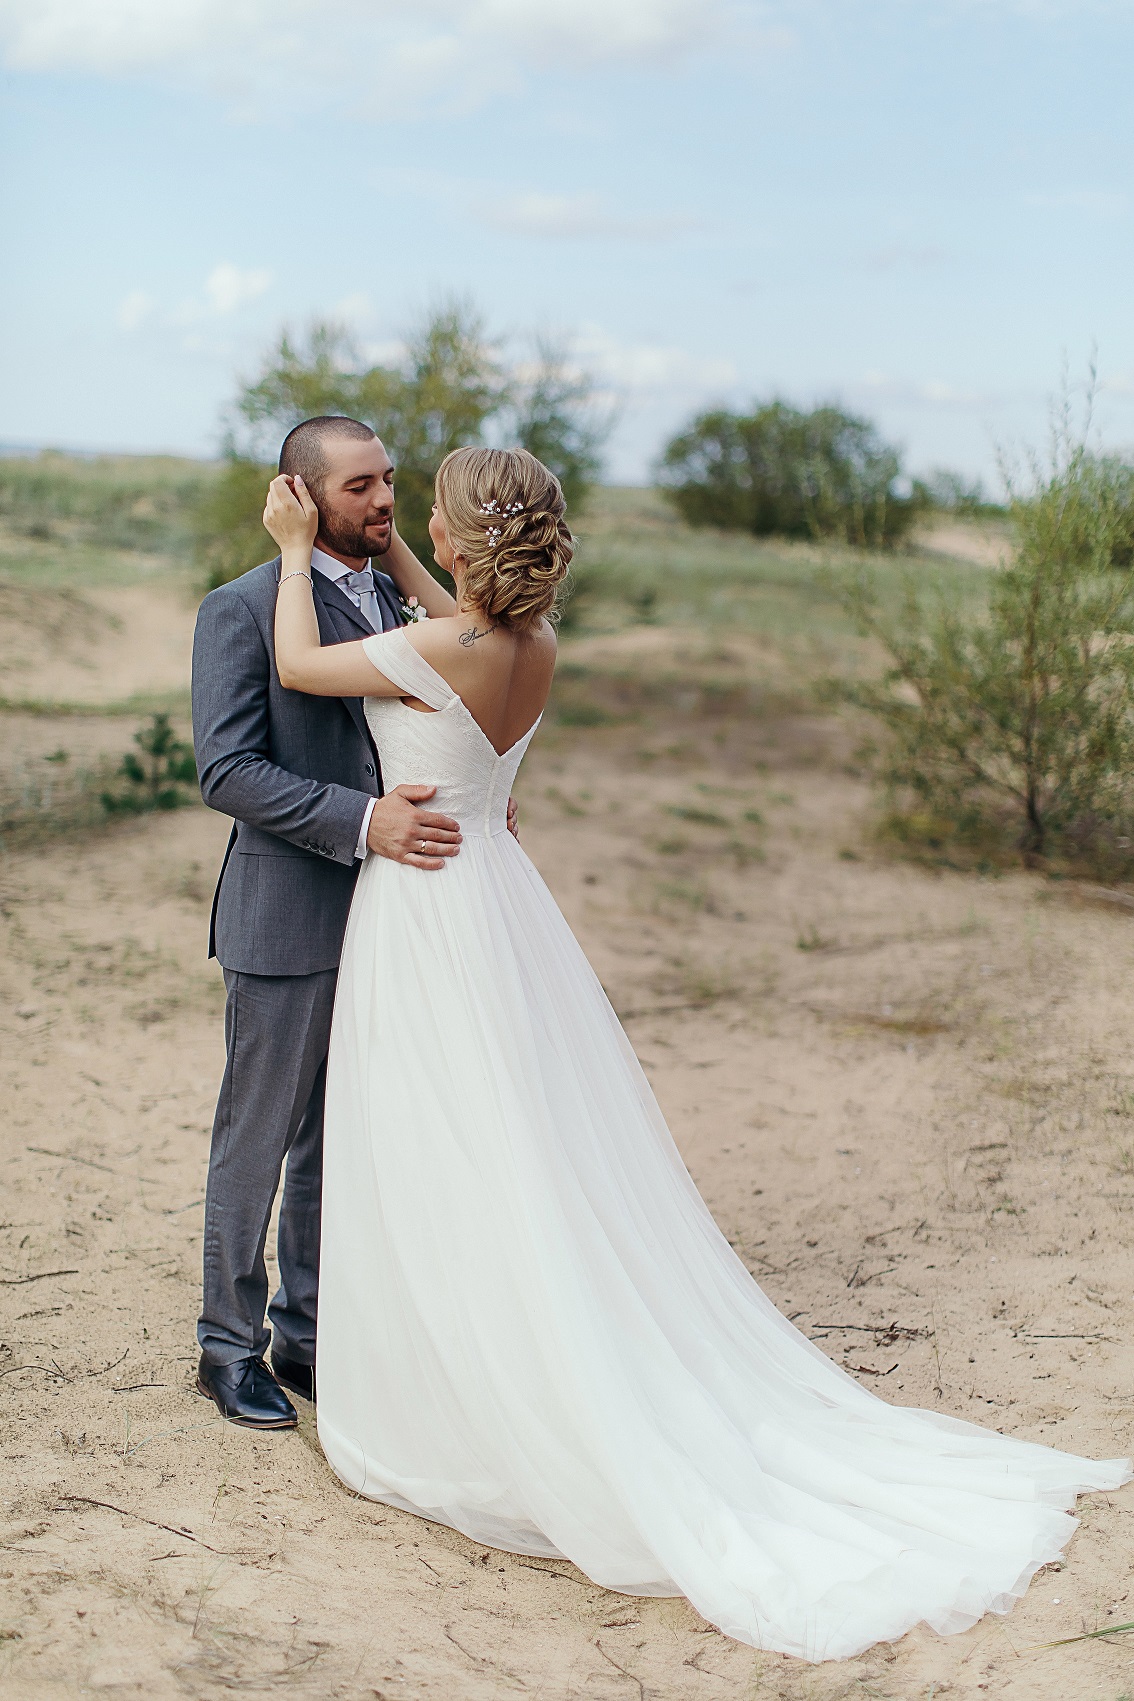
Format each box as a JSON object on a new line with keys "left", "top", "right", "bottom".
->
{"left": 1, "top": 716, "right": 197, "bottom": 843}
{"left": 658, "top": 401, "right": 922, "bottom": 549}
{"left": 842, "top": 421, "right": 1134, "bottom": 872}
{"left": 1050, "top": 454, "right": 1134, "bottom": 569}
{"left": 101, "top": 714, "right": 198, "bottom": 815}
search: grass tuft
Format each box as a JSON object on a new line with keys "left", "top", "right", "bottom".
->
{"left": 666, "top": 805, "right": 730, "bottom": 828}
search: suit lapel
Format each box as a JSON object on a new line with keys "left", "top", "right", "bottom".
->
{"left": 312, "top": 568, "right": 377, "bottom": 639}
{"left": 309, "top": 570, "right": 377, "bottom": 753}
{"left": 370, "top": 570, "right": 405, "bottom": 632}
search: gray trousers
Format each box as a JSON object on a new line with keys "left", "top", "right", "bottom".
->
{"left": 198, "top": 967, "right": 338, "bottom": 1367}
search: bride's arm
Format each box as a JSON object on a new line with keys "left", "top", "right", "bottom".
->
{"left": 264, "top": 476, "right": 406, "bottom": 698}
{"left": 382, "top": 523, "right": 456, "bottom": 619}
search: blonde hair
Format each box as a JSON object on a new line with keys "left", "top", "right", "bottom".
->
{"left": 435, "top": 446, "right": 574, "bottom": 632}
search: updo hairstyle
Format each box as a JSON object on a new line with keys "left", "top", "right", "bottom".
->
{"left": 435, "top": 446, "right": 574, "bottom": 632}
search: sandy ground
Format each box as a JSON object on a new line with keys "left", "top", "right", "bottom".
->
{"left": 2, "top": 589, "right": 1134, "bottom": 1700}
{"left": 914, "top": 522, "right": 1010, "bottom": 569}
{"left": 0, "top": 580, "right": 199, "bottom": 708}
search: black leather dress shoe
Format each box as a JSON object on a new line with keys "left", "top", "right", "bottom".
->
{"left": 271, "top": 1353, "right": 316, "bottom": 1406}
{"left": 196, "top": 1355, "right": 298, "bottom": 1429}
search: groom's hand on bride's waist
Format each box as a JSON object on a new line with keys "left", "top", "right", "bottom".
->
{"left": 366, "top": 785, "right": 462, "bottom": 870}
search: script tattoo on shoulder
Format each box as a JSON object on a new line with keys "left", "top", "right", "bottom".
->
{"left": 458, "top": 625, "right": 494, "bottom": 647}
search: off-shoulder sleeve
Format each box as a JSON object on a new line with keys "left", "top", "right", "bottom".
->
{"left": 361, "top": 627, "right": 455, "bottom": 711}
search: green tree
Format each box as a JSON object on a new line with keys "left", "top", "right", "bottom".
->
{"left": 235, "top": 321, "right": 367, "bottom": 430}
{"left": 193, "top": 456, "right": 276, "bottom": 590}
{"left": 236, "top": 307, "right": 507, "bottom": 548}
{"left": 511, "top": 338, "right": 609, "bottom": 511}
{"left": 1053, "top": 453, "right": 1134, "bottom": 568}
{"left": 842, "top": 418, "right": 1134, "bottom": 868}
{"left": 196, "top": 305, "right": 607, "bottom": 585}
{"left": 658, "top": 400, "right": 921, "bottom": 548}
{"left": 367, "top": 304, "right": 507, "bottom": 550}
{"left": 217, "top": 304, "right": 504, "bottom": 567}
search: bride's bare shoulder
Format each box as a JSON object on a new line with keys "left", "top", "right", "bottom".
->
{"left": 401, "top": 614, "right": 460, "bottom": 651}
{"left": 404, "top": 615, "right": 556, "bottom": 664}
{"left": 527, "top": 617, "right": 558, "bottom": 657}
{"left": 402, "top": 614, "right": 488, "bottom": 665}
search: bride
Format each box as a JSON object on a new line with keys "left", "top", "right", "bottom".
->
{"left": 263, "top": 446, "right": 1129, "bottom": 1663}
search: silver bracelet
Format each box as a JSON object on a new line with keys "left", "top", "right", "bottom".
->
{"left": 279, "top": 570, "right": 313, "bottom": 586}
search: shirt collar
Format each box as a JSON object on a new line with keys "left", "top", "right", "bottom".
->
{"left": 310, "top": 545, "right": 371, "bottom": 583}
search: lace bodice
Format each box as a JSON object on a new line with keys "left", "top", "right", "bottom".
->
{"left": 361, "top": 628, "right": 540, "bottom": 837}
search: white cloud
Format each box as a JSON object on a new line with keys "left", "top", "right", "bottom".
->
{"left": 116, "top": 289, "right": 152, "bottom": 331}
{"left": 858, "top": 371, "right": 998, "bottom": 410}
{"left": 864, "top": 245, "right": 947, "bottom": 272}
{"left": 0, "top": 0, "right": 735, "bottom": 112}
{"left": 576, "top": 323, "right": 737, "bottom": 395}
{"left": 557, "top": 324, "right": 741, "bottom": 481}
{"left": 205, "top": 263, "right": 272, "bottom": 315}
{"left": 470, "top": 0, "right": 716, "bottom": 62}
{"left": 332, "top": 292, "right": 375, "bottom": 327}
{"left": 395, "top": 165, "right": 698, "bottom": 242}
{"left": 0, "top": 0, "right": 1109, "bottom": 118}
{"left": 360, "top": 338, "right": 409, "bottom": 366}
{"left": 114, "top": 265, "right": 272, "bottom": 333}
{"left": 955, "top": 0, "right": 1126, "bottom": 13}
{"left": 1023, "top": 188, "right": 1129, "bottom": 217}
{"left": 487, "top": 192, "right": 695, "bottom": 242}
{"left": 0, "top": 0, "right": 221, "bottom": 74}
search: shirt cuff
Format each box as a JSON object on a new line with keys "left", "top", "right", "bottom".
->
{"left": 356, "top": 797, "right": 377, "bottom": 860}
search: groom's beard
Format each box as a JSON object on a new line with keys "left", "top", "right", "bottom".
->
{"left": 315, "top": 503, "right": 393, "bottom": 559}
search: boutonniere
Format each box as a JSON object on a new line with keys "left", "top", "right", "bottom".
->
{"left": 398, "top": 595, "right": 428, "bottom": 624}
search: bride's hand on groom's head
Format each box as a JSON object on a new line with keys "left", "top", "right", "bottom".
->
{"left": 263, "top": 474, "right": 319, "bottom": 552}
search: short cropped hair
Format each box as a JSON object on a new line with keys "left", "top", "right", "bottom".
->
{"left": 278, "top": 416, "right": 376, "bottom": 496}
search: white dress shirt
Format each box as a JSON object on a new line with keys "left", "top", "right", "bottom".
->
{"left": 309, "top": 547, "right": 380, "bottom": 860}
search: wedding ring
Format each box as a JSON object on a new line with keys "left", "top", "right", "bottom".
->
{"left": 418, "top": 840, "right": 428, "bottom": 854}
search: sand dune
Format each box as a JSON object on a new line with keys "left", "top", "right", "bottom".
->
{"left": 1, "top": 584, "right": 1132, "bottom": 1699}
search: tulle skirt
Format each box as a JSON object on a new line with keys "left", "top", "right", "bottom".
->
{"left": 316, "top": 831, "right": 1130, "bottom": 1662}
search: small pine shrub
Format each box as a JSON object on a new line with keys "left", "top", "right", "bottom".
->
{"left": 101, "top": 714, "right": 198, "bottom": 815}
{"left": 841, "top": 403, "right": 1134, "bottom": 874}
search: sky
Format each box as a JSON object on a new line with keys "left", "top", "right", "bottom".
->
{"left": 1, "top": 0, "right": 1132, "bottom": 486}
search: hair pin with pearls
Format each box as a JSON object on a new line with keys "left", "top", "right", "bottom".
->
{"left": 478, "top": 496, "right": 523, "bottom": 546}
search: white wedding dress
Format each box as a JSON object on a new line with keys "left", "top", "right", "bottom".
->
{"left": 315, "top": 627, "right": 1130, "bottom": 1663}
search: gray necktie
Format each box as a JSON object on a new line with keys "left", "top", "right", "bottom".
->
{"left": 341, "top": 566, "right": 382, "bottom": 633}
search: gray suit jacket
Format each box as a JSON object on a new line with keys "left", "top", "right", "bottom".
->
{"left": 191, "top": 556, "right": 403, "bottom": 976}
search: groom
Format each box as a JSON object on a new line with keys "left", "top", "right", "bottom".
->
{"left": 191, "top": 415, "right": 463, "bottom": 1429}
